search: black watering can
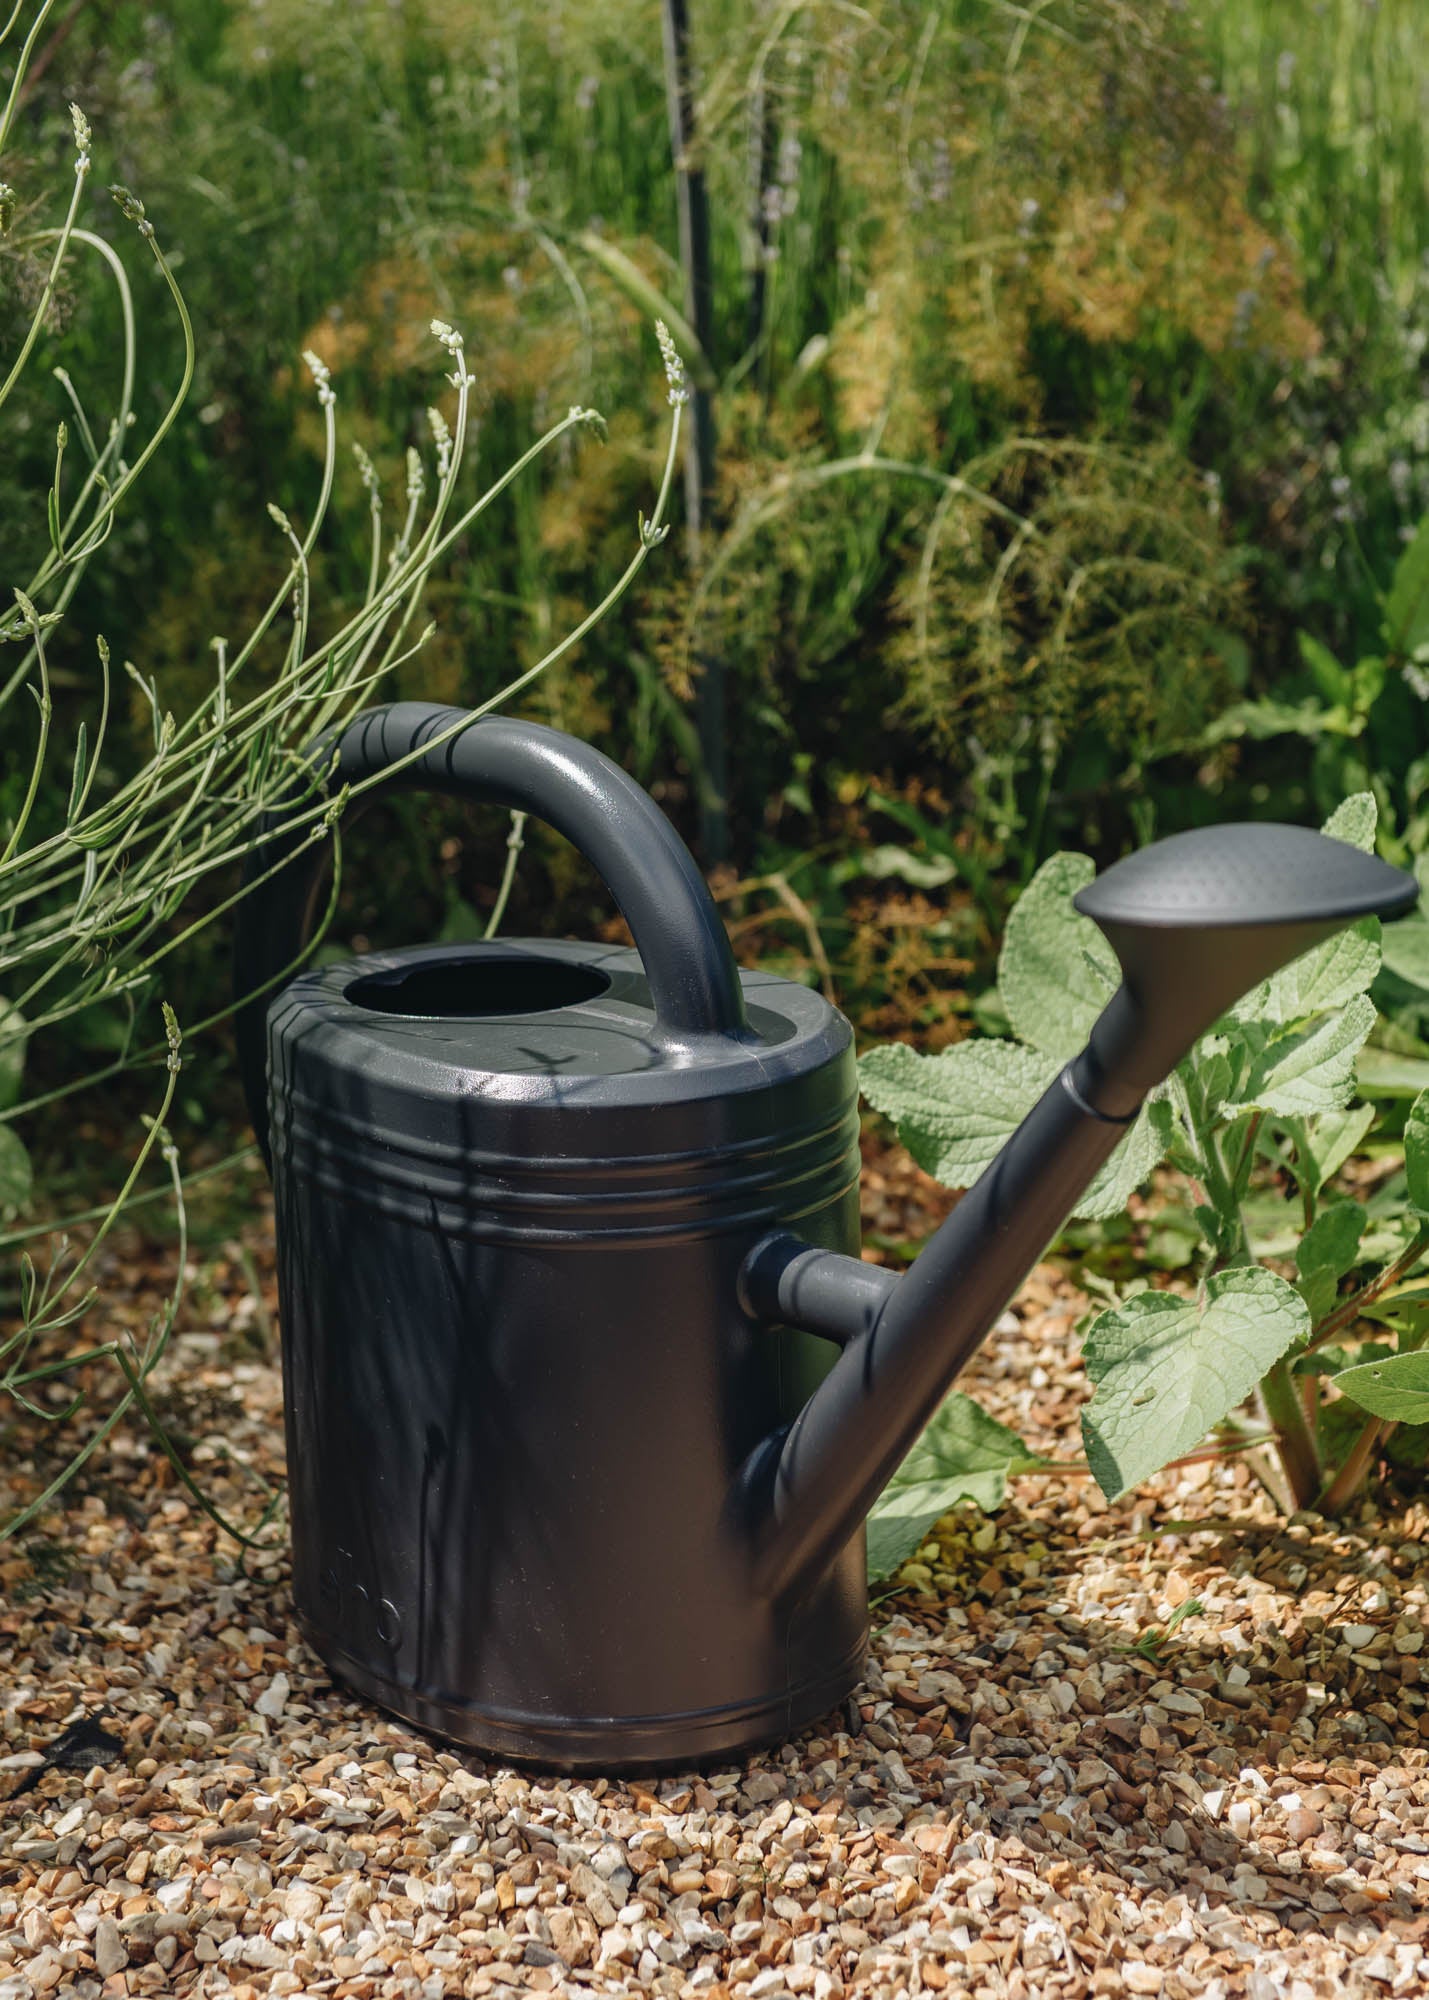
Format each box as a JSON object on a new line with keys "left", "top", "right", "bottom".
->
{"left": 235, "top": 702, "right": 1418, "bottom": 1770}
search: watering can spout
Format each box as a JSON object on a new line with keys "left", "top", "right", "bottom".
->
{"left": 741, "top": 822, "right": 1419, "bottom": 1603}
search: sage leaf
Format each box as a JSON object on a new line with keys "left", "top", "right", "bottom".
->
{"left": 858, "top": 1039, "right": 1164, "bottom": 1222}
{"left": 1226, "top": 994, "right": 1376, "bottom": 1119}
{"left": 1321, "top": 792, "right": 1377, "bottom": 853}
{"left": 1082, "top": 1268, "right": 1310, "bottom": 1500}
{"left": 1291, "top": 1103, "right": 1376, "bottom": 1194}
{"left": 1332, "top": 1351, "right": 1429, "bottom": 1426}
{"left": 1380, "top": 917, "right": 1429, "bottom": 990}
{"left": 1356, "top": 1047, "right": 1429, "bottom": 1099}
{"left": 0, "top": 1124, "right": 33, "bottom": 1217}
{"left": 859, "top": 1039, "right": 1060, "bottom": 1187}
{"left": 867, "top": 1393, "right": 1032, "bottom": 1578}
{"left": 1077, "top": 1103, "right": 1169, "bottom": 1223}
{"left": 997, "top": 853, "right": 1118, "bottom": 1062}
{"left": 1404, "top": 1087, "right": 1429, "bottom": 1215}
{"left": 1295, "top": 1201, "right": 1366, "bottom": 1322}
{"left": 1263, "top": 919, "right": 1380, "bottom": 1025}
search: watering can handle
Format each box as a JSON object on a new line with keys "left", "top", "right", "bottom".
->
{"left": 233, "top": 701, "right": 747, "bottom": 1164}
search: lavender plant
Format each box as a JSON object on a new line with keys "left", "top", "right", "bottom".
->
{"left": 0, "top": 4, "right": 685, "bottom": 1535}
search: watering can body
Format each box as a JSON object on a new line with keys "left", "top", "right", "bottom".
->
{"left": 237, "top": 701, "right": 1420, "bottom": 1771}
{"left": 265, "top": 937, "right": 866, "bottom": 1766}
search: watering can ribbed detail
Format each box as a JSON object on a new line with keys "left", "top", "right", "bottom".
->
{"left": 235, "top": 702, "right": 1419, "bottom": 1769}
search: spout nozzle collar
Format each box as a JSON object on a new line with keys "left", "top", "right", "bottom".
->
{"left": 740, "top": 1232, "right": 898, "bottom": 1348}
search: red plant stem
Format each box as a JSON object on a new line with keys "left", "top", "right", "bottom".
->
{"left": 1321, "top": 1415, "right": 1391, "bottom": 1515}
{"left": 1309, "top": 1225, "right": 1429, "bottom": 1350}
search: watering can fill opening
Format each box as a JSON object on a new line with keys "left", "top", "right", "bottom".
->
{"left": 234, "top": 700, "right": 1419, "bottom": 1771}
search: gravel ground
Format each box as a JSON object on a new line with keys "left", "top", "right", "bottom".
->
{"left": 4, "top": 1154, "right": 1429, "bottom": 1999}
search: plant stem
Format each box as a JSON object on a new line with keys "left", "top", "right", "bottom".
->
{"left": 1260, "top": 1359, "right": 1322, "bottom": 1510}
{"left": 484, "top": 810, "right": 527, "bottom": 940}
{"left": 661, "top": 0, "right": 727, "bottom": 863}
{"left": 1308, "top": 1225, "right": 1429, "bottom": 1349}
{"left": 1320, "top": 1415, "right": 1391, "bottom": 1516}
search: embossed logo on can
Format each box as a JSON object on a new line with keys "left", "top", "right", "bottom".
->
{"left": 318, "top": 1543, "right": 403, "bottom": 1649}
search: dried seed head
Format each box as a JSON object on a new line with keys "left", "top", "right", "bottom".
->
{"left": 655, "top": 320, "right": 690, "bottom": 407}
{"left": 303, "top": 348, "right": 335, "bottom": 409}
{"left": 70, "top": 103, "right": 91, "bottom": 169}
{"left": 352, "top": 441, "right": 381, "bottom": 507}
{"left": 405, "top": 446, "right": 425, "bottom": 504}
{"left": 108, "top": 184, "right": 153, "bottom": 238}
{"left": 428, "top": 405, "right": 452, "bottom": 478}
{"left": 161, "top": 1001, "right": 182, "bottom": 1071}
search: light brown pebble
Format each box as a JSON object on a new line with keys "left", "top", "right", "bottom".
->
{"left": 93, "top": 1916, "right": 128, "bottom": 1978}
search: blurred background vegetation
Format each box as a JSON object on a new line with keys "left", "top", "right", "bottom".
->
{"left": 6, "top": 0, "right": 1429, "bottom": 1053}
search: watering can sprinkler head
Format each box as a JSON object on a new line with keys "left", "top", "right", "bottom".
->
{"left": 1069, "top": 820, "right": 1419, "bottom": 1117}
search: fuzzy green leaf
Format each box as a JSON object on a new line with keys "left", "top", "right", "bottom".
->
{"left": 1077, "top": 1103, "right": 1171, "bottom": 1223}
{"left": 859, "top": 1039, "right": 1059, "bottom": 1187}
{"left": 1385, "top": 514, "right": 1429, "bottom": 658}
{"left": 1321, "top": 792, "right": 1377, "bottom": 853}
{"left": 1182, "top": 1035, "right": 1234, "bottom": 1127}
{"left": 1082, "top": 1267, "right": 1310, "bottom": 1500}
{"left": 1295, "top": 1201, "right": 1366, "bottom": 1322}
{"left": 1264, "top": 921, "right": 1380, "bottom": 1026}
{"left": 1405, "top": 1088, "right": 1429, "bottom": 1215}
{"left": 1256, "top": 799, "right": 1383, "bottom": 1020}
{"left": 858, "top": 1038, "right": 1165, "bottom": 1221}
{"left": 997, "top": 853, "right": 1118, "bottom": 1061}
{"left": 867, "top": 1393, "right": 1031, "bottom": 1578}
{"left": 1332, "top": 1350, "right": 1429, "bottom": 1426}
{"left": 1290, "top": 1104, "right": 1377, "bottom": 1195}
{"left": 1226, "top": 995, "right": 1377, "bottom": 1119}
{"left": 0, "top": 1124, "right": 32, "bottom": 1217}
{"left": 1357, "top": 1047, "right": 1429, "bottom": 1100}
{"left": 1380, "top": 918, "right": 1429, "bottom": 990}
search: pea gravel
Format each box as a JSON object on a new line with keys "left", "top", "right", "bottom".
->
{"left": 4, "top": 1157, "right": 1429, "bottom": 2000}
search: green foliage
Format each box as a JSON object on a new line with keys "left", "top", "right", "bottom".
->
{"left": 865, "top": 791, "right": 1429, "bottom": 1543}
{"left": 1205, "top": 516, "right": 1429, "bottom": 866}
{"left": 859, "top": 849, "right": 1162, "bottom": 1223}
{"left": 866, "top": 1394, "right": 1034, "bottom": 1580}
{"left": 1333, "top": 1352, "right": 1429, "bottom": 1426}
{"left": 1082, "top": 1269, "right": 1308, "bottom": 1502}
{"left": 17, "top": 0, "right": 1342, "bottom": 880}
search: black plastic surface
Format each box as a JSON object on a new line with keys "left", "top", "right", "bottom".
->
{"left": 1074, "top": 820, "right": 1419, "bottom": 929}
